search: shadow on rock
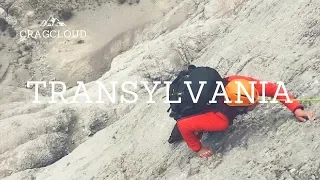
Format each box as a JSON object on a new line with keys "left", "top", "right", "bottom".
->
{"left": 202, "top": 105, "right": 295, "bottom": 154}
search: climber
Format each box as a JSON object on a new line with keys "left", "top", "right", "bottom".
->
{"left": 174, "top": 75, "right": 316, "bottom": 158}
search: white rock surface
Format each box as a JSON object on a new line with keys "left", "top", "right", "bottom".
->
{"left": 0, "top": 0, "right": 320, "bottom": 179}
{"left": 0, "top": 7, "right": 5, "bottom": 18}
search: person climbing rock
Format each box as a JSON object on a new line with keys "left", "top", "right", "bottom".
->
{"left": 167, "top": 66, "right": 316, "bottom": 158}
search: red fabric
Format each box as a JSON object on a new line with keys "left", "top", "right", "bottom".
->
{"left": 177, "top": 110, "right": 229, "bottom": 152}
{"left": 177, "top": 75, "right": 304, "bottom": 152}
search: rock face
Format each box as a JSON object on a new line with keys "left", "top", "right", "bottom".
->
{"left": 1, "top": 0, "right": 320, "bottom": 179}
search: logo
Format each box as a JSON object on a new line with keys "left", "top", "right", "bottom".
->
{"left": 19, "top": 15, "right": 86, "bottom": 42}
{"left": 40, "top": 15, "right": 67, "bottom": 27}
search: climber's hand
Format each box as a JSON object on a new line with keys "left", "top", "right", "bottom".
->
{"left": 197, "top": 147, "right": 214, "bottom": 158}
{"left": 294, "top": 109, "right": 316, "bottom": 122}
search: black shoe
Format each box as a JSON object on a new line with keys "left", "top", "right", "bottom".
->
{"left": 168, "top": 123, "right": 183, "bottom": 144}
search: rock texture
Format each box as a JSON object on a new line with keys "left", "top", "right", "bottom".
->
{"left": 0, "top": 0, "right": 320, "bottom": 179}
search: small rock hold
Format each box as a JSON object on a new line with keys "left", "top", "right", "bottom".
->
{"left": 0, "top": 8, "right": 6, "bottom": 18}
{"left": 0, "top": 43, "right": 4, "bottom": 51}
{"left": 7, "top": 26, "right": 16, "bottom": 37}
{"left": 59, "top": 9, "right": 73, "bottom": 21}
{"left": 76, "top": 40, "right": 84, "bottom": 44}
{"left": 22, "top": 51, "right": 29, "bottom": 56}
{"left": 19, "top": 45, "right": 26, "bottom": 52}
{"left": 118, "top": 0, "right": 126, "bottom": 4}
{"left": 19, "top": 55, "right": 32, "bottom": 64}
{"left": 8, "top": 6, "right": 22, "bottom": 17}
{"left": 0, "top": 18, "right": 8, "bottom": 32}
{"left": 24, "top": 45, "right": 33, "bottom": 51}
{"left": 26, "top": 11, "right": 35, "bottom": 18}
{"left": 289, "top": 168, "right": 296, "bottom": 174}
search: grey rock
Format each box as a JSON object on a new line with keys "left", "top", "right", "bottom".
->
{"left": 0, "top": 7, "right": 6, "bottom": 18}
{"left": 0, "top": 43, "right": 4, "bottom": 51}
{"left": 18, "top": 55, "right": 32, "bottom": 64}
{"left": 7, "top": 25, "right": 16, "bottom": 37}
{"left": 1, "top": 0, "right": 320, "bottom": 180}
{"left": 0, "top": 18, "right": 8, "bottom": 32}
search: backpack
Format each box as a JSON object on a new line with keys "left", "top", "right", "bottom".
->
{"left": 167, "top": 65, "right": 223, "bottom": 120}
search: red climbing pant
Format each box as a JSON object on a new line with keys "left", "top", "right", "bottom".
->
{"left": 177, "top": 110, "right": 229, "bottom": 152}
